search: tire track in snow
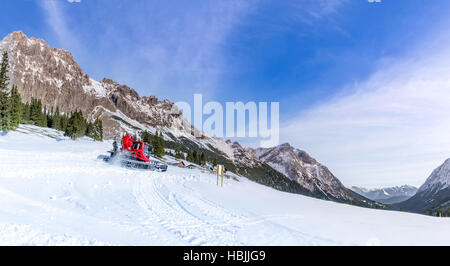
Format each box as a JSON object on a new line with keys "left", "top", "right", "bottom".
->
{"left": 133, "top": 175, "right": 245, "bottom": 245}
{"left": 134, "top": 173, "right": 342, "bottom": 245}
{"left": 133, "top": 173, "right": 337, "bottom": 245}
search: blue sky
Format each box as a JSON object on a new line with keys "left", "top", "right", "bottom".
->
{"left": 2, "top": 0, "right": 450, "bottom": 188}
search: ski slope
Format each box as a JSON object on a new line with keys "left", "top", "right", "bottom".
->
{"left": 0, "top": 125, "right": 449, "bottom": 246}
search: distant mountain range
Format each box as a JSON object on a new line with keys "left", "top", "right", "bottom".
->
{"left": 351, "top": 185, "right": 417, "bottom": 204}
{"left": 0, "top": 31, "right": 379, "bottom": 209}
{"left": 393, "top": 159, "right": 450, "bottom": 214}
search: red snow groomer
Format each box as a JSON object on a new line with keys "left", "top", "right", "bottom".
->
{"left": 101, "top": 134, "right": 168, "bottom": 172}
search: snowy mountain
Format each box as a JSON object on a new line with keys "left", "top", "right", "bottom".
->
{"left": 418, "top": 159, "right": 450, "bottom": 193}
{"left": 394, "top": 159, "right": 450, "bottom": 213}
{"left": 351, "top": 185, "right": 418, "bottom": 204}
{"left": 0, "top": 125, "right": 449, "bottom": 245}
{"left": 248, "top": 143, "right": 380, "bottom": 206}
{"left": 0, "top": 31, "right": 201, "bottom": 140}
{"left": 0, "top": 31, "right": 378, "bottom": 208}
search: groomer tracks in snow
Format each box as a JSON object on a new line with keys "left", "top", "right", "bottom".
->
{"left": 0, "top": 125, "right": 450, "bottom": 245}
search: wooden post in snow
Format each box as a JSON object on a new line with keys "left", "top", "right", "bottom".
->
{"left": 217, "top": 164, "right": 224, "bottom": 187}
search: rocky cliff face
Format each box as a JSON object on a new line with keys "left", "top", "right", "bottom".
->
{"left": 0, "top": 31, "right": 90, "bottom": 111}
{"left": 0, "top": 31, "right": 197, "bottom": 139}
{"left": 248, "top": 143, "right": 365, "bottom": 203}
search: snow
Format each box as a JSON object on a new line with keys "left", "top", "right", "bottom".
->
{"left": 83, "top": 78, "right": 107, "bottom": 98}
{"left": 1, "top": 125, "right": 450, "bottom": 246}
{"left": 214, "top": 139, "right": 235, "bottom": 161}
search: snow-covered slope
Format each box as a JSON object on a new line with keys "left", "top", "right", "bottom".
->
{"left": 1, "top": 126, "right": 449, "bottom": 245}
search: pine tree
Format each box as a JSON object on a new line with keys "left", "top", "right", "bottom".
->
{"left": 0, "top": 51, "right": 11, "bottom": 132}
{"left": 59, "top": 113, "right": 69, "bottom": 132}
{"left": 29, "top": 98, "right": 46, "bottom": 127}
{"left": 150, "top": 130, "right": 164, "bottom": 157}
{"left": 29, "top": 98, "right": 43, "bottom": 125}
{"left": 141, "top": 130, "right": 152, "bottom": 143}
{"left": 193, "top": 150, "right": 198, "bottom": 164}
{"left": 87, "top": 118, "right": 103, "bottom": 141}
{"left": 46, "top": 107, "right": 54, "bottom": 128}
{"left": 9, "top": 85, "right": 22, "bottom": 130}
{"left": 86, "top": 121, "right": 94, "bottom": 137}
{"left": 65, "top": 110, "right": 87, "bottom": 139}
{"left": 212, "top": 157, "right": 218, "bottom": 167}
{"left": 158, "top": 132, "right": 165, "bottom": 156}
{"left": 152, "top": 130, "right": 159, "bottom": 153}
{"left": 200, "top": 152, "right": 206, "bottom": 166}
{"left": 40, "top": 106, "right": 47, "bottom": 127}
{"left": 187, "top": 150, "right": 194, "bottom": 162}
{"left": 52, "top": 106, "right": 60, "bottom": 129}
{"left": 175, "top": 149, "right": 184, "bottom": 159}
{"left": 22, "top": 101, "right": 30, "bottom": 123}
{"left": 97, "top": 118, "right": 103, "bottom": 141}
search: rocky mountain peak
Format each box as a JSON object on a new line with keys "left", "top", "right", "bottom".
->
{"left": 142, "top": 96, "right": 159, "bottom": 105}
{"left": 6, "top": 31, "right": 29, "bottom": 43}
{"left": 418, "top": 158, "right": 450, "bottom": 193}
{"left": 278, "top": 142, "right": 291, "bottom": 148}
{"left": 249, "top": 143, "right": 355, "bottom": 202}
{"left": 393, "top": 160, "right": 450, "bottom": 213}
{"left": 5, "top": 31, "right": 79, "bottom": 68}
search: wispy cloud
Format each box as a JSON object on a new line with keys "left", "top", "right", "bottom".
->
{"left": 93, "top": 0, "right": 256, "bottom": 101}
{"left": 298, "top": 0, "right": 347, "bottom": 21}
{"left": 274, "top": 0, "right": 347, "bottom": 26}
{"left": 282, "top": 29, "right": 450, "bottom": 188}
{"left": 39, "top": 0, "right": 79, "bottom": 50}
